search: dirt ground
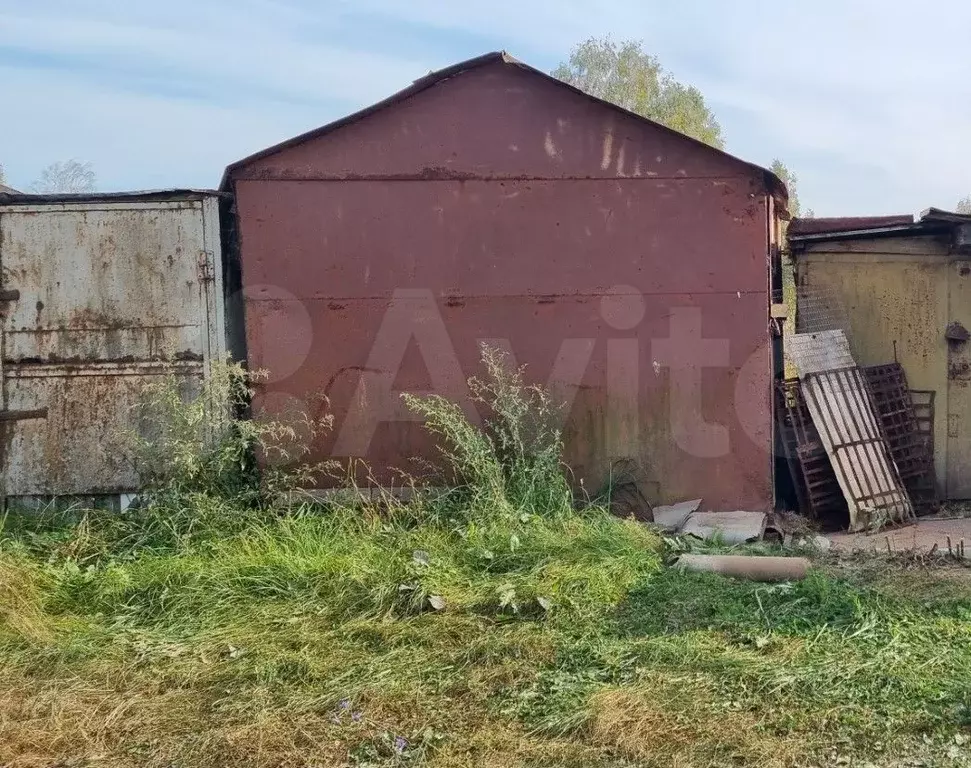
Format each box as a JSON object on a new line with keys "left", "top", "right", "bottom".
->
{"left": 827, "top": 517, "right": 971, "bottom": 558}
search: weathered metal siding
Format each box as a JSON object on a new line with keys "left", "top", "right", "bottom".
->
{"left": 946, "top": 258, "right": 971, "bottom": 498}
{"left": 230, "top": 61, "right": 776, "bottom": 509}
{"left": 0, "top": 194, "right": 226, "bottom": 503}
{"left": 795, "top": 237, "right": 971, "bottom": 497}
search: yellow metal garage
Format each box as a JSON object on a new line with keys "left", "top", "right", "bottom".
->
{"left": 789, "top": 210, "right": 971, "bottom": 499}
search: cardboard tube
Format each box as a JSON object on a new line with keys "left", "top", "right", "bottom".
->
{"left": 673, "top": 554, "right": 810, "bottom": 582}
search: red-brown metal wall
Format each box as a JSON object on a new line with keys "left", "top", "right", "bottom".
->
{"left": 229, "top": 59, "right": 776, "bottom": 509}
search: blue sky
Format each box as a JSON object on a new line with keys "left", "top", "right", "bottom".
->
{"left": 1, "top": 0, "right": 968, "bottom": 215}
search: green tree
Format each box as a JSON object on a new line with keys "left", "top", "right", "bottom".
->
{"left": 552, "top": 38, "right": 723, "bottom": 148}
{"left": 956, "top": 196, "right": 971, "bottom": 214}
{"left": 771, "top": 159, "right": 807, "bottom": 218}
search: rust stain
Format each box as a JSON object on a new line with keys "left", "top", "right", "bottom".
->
{"left": 949, "top": 360, "right": 970, "bottom": 380}
{"left": 945, "top": 321, "right": 970, "bottom": 343}
{"left": 0, "top": 194, "right": 223, "bottom": 498}
{"left": 67, "top": 308, "right": 128, "bottom": 330}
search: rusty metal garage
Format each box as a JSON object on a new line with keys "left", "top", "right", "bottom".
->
{"left": 223, "top": 52, "right": 787, "bottom": 510}
{"left": 0, "top": 190, "right": 227, "bottom": 510}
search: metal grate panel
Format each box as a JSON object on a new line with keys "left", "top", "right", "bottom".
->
{"left": 863, "top": 365, "right": 939, "bottom": 516}
{"left": 775, "top": 378, "right": 847, "bottom": 526}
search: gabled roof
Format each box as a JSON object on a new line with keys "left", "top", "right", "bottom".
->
{"left": 222, "top": 50, "right": 786, "bottom": 203}
{"left": 0, "top": 183, "right": 19, "bottom": 194}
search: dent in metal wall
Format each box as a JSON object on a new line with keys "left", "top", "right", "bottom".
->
{"left": 0, "top": 192, "right": 226, "bottom": 505}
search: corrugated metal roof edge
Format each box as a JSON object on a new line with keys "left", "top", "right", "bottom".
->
{"left": 789, "top": 209, "right": 971, "bottom": 246}
{"left": 788, "top": 215, "right": 916, "bottom": 238}
{"left": 789, "top": 223, "right": 927, "bottom": 244}
{"left": 0, "top": 188, "right": 224, "bottom": 205}
{"left": 921, "top": 207, "right": 971, "bottom": 225}
{"left": 220, "top": 50, "right": 787, "bottom": 209}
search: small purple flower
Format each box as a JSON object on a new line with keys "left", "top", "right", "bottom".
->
{"left": 393, "top": 736, "right": 408, "bottom": 754}
{"left": 351, "top": 711, "right": 362, "bottom": 723}
{"left": 339, "top": 698, "right": 351, "bottom": 711}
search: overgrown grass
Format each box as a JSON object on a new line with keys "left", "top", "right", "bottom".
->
{"left": 401, "top": 345, "right": 573, "bottom": 522}
{"left": 0, "top": 506, "right": 662, "bottom": 767}
{"left": 1, "top": 351, "right": 970, "bottom": 767}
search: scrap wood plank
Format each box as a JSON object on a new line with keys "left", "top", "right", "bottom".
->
{"left": 788, "top": 331, "right": 914, "bottom": 532}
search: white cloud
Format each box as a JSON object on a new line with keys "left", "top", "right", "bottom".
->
{"left": 335, "top": 0, "right": 595, "bottom": 53}
{"left": 0, "top": 2, "right": 423, "bottom": 104}
{"left": 1, "top": 66, "right": 321, "bottom": 190}
{"left": 660, "top": 1, "right": 971, "bottom": 214}
{"left": 2, "top": 0, "right": 969, "bottom": 212}
{"left": 340, "top": 0, "right": 971, "bottom": 214}
{"left": 0, "top": 1, "right": 427, "bottom": 189}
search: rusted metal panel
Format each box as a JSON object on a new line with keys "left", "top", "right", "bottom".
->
{"left": 0, "top": 192, "right": 226, "bottom": 502}
{"left": 789, "top": 215, "right": 916, "bottom": 239}
{"left": 229, "top": 60, "right": 777, "bottom": 510}
{"left": 864, "top": 363, "right": 938, "bottom": 515}
{"left": 236, "top": 179, "right": 768, "bottom": 295}
{"left": 4, "top": 362, "right": 202, "bottom": 496}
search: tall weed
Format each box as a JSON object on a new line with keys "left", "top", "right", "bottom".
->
{"left": 401, "top": 344, "right": 573, "bottom": 522}
{"left": 78, "top": 361, "right": 335, "bottom": 555}
{"left": 131, "top": 361, "right": 331, "bottom": 505}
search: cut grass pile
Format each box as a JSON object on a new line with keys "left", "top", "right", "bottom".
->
{"left": 2, "top": 510, "right": 971, "bottom": 768}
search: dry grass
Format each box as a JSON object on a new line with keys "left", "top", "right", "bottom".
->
{"left": 0, "top": 509, "right": 660, "bottom": 768}
{"left": 587, "top": 678, "right": 805, "bottom": 768}
{"left": 826, "top": 550, "right": 971, "bottom": 602}
{"left": 4, "top": 541, "right": 971, "bottom": 767}
{"left": 0, "top": 556, "right": 54, "bottom": 644}
{"left": 0, "top": 667, "right": 616, "bottom": 768}
{"left": 0, "top": 671, "right": 348, "bottom": 768}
